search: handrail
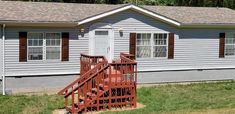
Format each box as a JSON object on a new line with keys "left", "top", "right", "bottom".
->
{"left": 64, "top": 65, "right": 109, "bottom": 97}
{"left": 80, "top": 53, "right": 105, "bottom": 58}
{"left": 120, "top": 52, "right": 135, "bottom": 60}
{"left": 58, "top": 54, "right": 108, "bottom": 95}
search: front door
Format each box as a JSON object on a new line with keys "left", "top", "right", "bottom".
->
{"left": 94, "top": 30, "right": 110, "bottom": 59}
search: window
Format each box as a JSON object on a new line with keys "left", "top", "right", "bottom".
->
{"left": 28, "top": 33, "right": 43, "bottom": 60}
{"left": 27, "top": 32, "right": 61, "bottom": 61}
{"left": 95, "top": 31, "right": 108, "bottom": 35}
{"left": 136, "top": 33, "right": 151, "bottom": 58}
{"left": 46, "top": 33, "right": 61, "bottom": 60}
{"left": 136, "top": 33, "right": 168, "bottom": 58}
{"left": 225, "top": 33, "right": 235, "bottom": 56}
{"left": 153, "top": 33, "right": 167, "bottom": 57}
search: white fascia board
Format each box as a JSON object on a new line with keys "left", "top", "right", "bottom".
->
{"left": 180, "top": 23, "right": 235, "bottom": 29}
{"left": 131, "top": 5, "right": 181, "bottom": 26}
{"left": 78, "top": 5, "right": 132, "bottom": 25}
{"left": 78, "top": 5, "right": 181, "bottom": 26}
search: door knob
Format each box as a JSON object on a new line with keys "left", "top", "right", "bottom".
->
{"left": 107, "top": 47, "right": 110, "bottom": 53}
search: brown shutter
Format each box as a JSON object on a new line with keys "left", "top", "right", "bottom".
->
{"left": 62, "top": 32, "right": 69, "bottom": 61}
{"left": 129, "top": 33, "right": 136, "bottom": 59}
{"left": 168, "top": 33, "right": 174, "bottom": 59}
{"left": 219, "top": 33, "right": 225, "bottom": 58}
{"left": 19, "top": 32, "right": 27, "bottom": 62}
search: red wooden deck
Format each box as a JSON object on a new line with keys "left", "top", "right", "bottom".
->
{"left": 58, "top": 53, "right": 137, "bottom": 114}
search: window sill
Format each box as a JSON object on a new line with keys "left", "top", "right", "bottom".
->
{"left": 224, "top": 55, "right": 235, "bottom": 59}
{"left": 26, "top": 60, "right": 62, "bottom": 63}
{"left": 136, "top": 57, "right": 168, "bottom": 60}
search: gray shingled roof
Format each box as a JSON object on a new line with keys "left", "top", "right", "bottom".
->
{"left": 0, "top": 1, "right": 235, "bottom": 25}
{"left": 142, "top": 5, "right": 235, "bottom": 24}
{"left": 0, "top": 1, "right": 125, "bottom": 22}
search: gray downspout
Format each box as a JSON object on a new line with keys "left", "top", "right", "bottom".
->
{"left": 2, "top": 24, "right": 5, "bottom": 95}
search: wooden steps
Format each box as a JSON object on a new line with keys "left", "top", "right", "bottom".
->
{"left": 59, "top": 53, "right": 137, "bottom": 114}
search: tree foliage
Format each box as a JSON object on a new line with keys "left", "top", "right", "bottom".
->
{"left": 6, "top": 0, "right": 235, "bottom": 9}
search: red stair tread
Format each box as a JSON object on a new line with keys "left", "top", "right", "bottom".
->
{"left": 91, "top": 88, "right": 97, "bottom": 93}
{"left": 91, "top": 65, "right": 96, "bottom": 69}
{"left": 104, "top": 77, "right": 122, "bottom": 83}
{"left": 106, "top": 67, "right": 121, "bottom": 74}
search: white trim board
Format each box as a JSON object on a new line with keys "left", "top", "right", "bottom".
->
{"left": 77, "top": 5, "right": 181, "bottom": 26}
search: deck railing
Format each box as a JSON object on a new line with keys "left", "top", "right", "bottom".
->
{"left": 80, "top": 54, "right": 106, "bottom": 76}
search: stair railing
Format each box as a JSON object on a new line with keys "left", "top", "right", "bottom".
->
{"left": 58, "top": 54, "right": 107, "bottom": 96}
{"left": 63, "top": 60, "right": 110, "bottom": 113}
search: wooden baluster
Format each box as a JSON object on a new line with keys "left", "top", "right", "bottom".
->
{"left": 78, "top": 88, "right": 80, "bottom": 108}
{"left": 65, "top": 96, "right": 68, "bottom": 108}
{"left": 84, "top": 82, "right": 87, "bottom": 112}
{"left": 108, "top": 65, "right": 112, "bottom": 109}
{"left": 134, "top": 64, "right": 137, "bottom": 108}
{"left": 97, "top": 71, "right": 100, "bottom": 111}
{"left": 80, "top": 56, "right": 82, "bottom": 75}
{"left": 71, "top": 90, "right": 75, "bottom": 114}
{"left": 115, "top": 64, "right": 117, "bottom": 85}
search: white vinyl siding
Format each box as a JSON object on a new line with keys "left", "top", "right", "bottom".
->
{"left": 4, "top": 27, "right": 86, "bottom": 76}
{"left": 97, "top": 10, "right": 235, "bottom": 71}
{"left": 3, "top": 10, "right": 235, "bottom": 77}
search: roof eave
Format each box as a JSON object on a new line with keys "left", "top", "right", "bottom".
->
{"left": 180, "top": 23, "right": 235, "bottom": 29}
{"left": 0, "top": 21, "right": 77, "bottom": 27}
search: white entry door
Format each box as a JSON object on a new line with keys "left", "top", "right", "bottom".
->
{"left": 94, "top": 30, "right": 110, "bottom": 59}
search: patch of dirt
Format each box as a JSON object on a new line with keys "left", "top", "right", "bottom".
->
{"left": 22, "top": 106, "right": 43, "bottom": 114}
{"left": 53, "top": 109, "right": 67, "bottom": 114}
{"left": 52, "top": 102, "right": 145, "bottom": 114}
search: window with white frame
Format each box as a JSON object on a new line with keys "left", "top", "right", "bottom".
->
{"left": 28, "top": 33, "right": 43, "bottom": 60}
{"left": 225, "top": 33, "right": 235, "bottom": 56}
{"left": 27, "top": 32, "right": 61, "bottom": 61}
{"left": 136, "top": 33, "right": 168, "bottom": 58}
{"left": 153, "top": 33, "right": 167, "bottom": 57}
{"left": 136, "top": 33, "right": 151, "bottom": 58}
{"left": 46, "top": 33, "right": 61, "bottom": 60}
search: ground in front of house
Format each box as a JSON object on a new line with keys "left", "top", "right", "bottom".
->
{"left": 0, "top": 80, "right": 234, "bottom": 114}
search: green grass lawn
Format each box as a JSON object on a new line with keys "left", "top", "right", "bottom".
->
{"left": 103, "top": 80, "right": 235, "bottom": 114}
{"left": 0, "top": 80, "right": 235, "bottom": 114}
{"left": 0, "top": 94, "right": 64, "bottom": 114}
